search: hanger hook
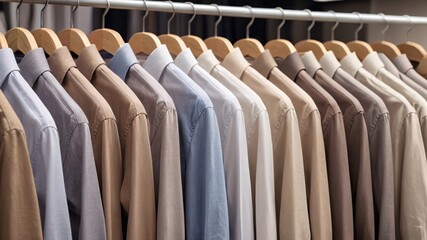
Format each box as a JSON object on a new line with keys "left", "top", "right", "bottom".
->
{"left": 352, "top": 12, "right": 363, "bottom": 40}
{"left": 186, "top": 2, "right": 196, "bottom": 36}
{"left": 211, "top": 4, "right": 222, "bottom": 37}
{"left": 40, "top": 0, "right": 49, "bottom": 28}
{"left": 276, "top": 7, "right": 285, "bottom": 39}
{"left": 328, "top": 10, "right": 339, "bottom": 41}
{"left": 70, "top": 0, "right": 79, "bottom": 28}
{"left": 404, "top": 15, "right": 413, "bottom": 41}
{"left": 244, "top": 5, "right": 254, "bottom": 39}
{"left": 142, "top": 0, "right": 149, "bottom": 32}
{"left": 102, "top": 0, "right": 110, "bottom": 29}
{"left": 379, "top": 13, "right": 388, "bottom": 41}
{"left": 16, "top": 0, "right": 23, "bottom": 27}
{"left": 166, "top": 1, "right": 176, "bottom": 35}
{"left": 304, "top": 9, "right": 315, "bottom": 40}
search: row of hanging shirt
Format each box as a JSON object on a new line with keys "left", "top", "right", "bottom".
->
{"left": 3, "top": 1, "right": 427, "bottom": 240}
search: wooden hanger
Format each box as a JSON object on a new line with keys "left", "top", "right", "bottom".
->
{"left": 398, "top": 15, "right": 427, "bottom": 62}
{"left": 181, "top": 2, "right": 208, "bottom": 58}
{"left": 6, "top": 0, "right": 38, "bottom": 54}
{"left": 234, "top": 6, "right": 264, "bottom": 59}
{"left": 264, "top": 7, "right": 296, "bottom": 59}
{"left": 0, "top": 33, "right": 8, "bottom": 49}
{"left": 204, "top": 4, "right": 234, "bottom": 60}
{"left": 323, "top": 11, "right": 351, "bottom": 60}
{"left": 346, "top": 12, "right": 373, "bottom": 60}
{"left": 58, "top": 0, "right": 91, "bottom": 55}
{"left": 370, "top": 13, "right": 401, "bottom": 59}
{"left": 88, "top": 0, "right": 124, "bottom": 55}
{"left": 128, "top": 0, "right": 161, "bottom": 55}
{"left": 158, "top": 1, "right": 186, "bottom": 56}
{"left": 31, "top": 0, "right": 62, "bottom": 55}
{"left": 295, "top": 10, "right": 327, "bottom": 60}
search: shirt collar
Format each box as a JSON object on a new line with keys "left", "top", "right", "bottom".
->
{"left": 378, "top": 53, "right": 400, "bottom": 76}
{"left": 142, "top": 44, "right": 173, "bottom": 80}
{"left": 300, "top": 51, "right": 322, "bottom": 77}
{"left": 221, "top": 47, "right": 250, "bottom": 78}
{"left": 76, "top": 44, "right": 106, "bottom": 81}
{"left": 276, "top": 51, "right": 306, "bottom": 81}
{"left": 174, "top": 48, "right": 198, "bottom": 75}
{"left": 319, "top": 51, "right": 341, "bottom": 77}
{"left": 392, "top": 54, "right": 413, "bottom": 74}
{"left": 197, "top": 49, "right": 220, "bottom": 73}
{"left": 361, "top": 51, "right": 385, "bottom": 76}
{"left": 0, "top": 48, "right": 20, "bottom": 87}
{"left": 340, "top": 52, "right": 364, "bottom": 77}
{"left": 19, "top": 48, "right": 51, "bottom": 88}
{"left": 107, "top": 43, "right": 138, "bottom": 80}
{"left": 251, "top": 49, "right": 277, "bottom": 78}
{"left": 48, "top": 46, "right": 77, "bottom": 84}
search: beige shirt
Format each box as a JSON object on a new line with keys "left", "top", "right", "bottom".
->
{"left": 48, "top": 47, "right": 123, "bottom": 240}
{"left": 222, "top": 48, "right": 309, "bottom": 240}
{"left": 252, "top": 50, "right": 331, "bottom": 240}
{"left": 0, "top": 90, "right": 43, "bottom": 240}
{"left": 342, "top": 52, "right": 427, "bottom": 239}
{"left": 76, "top": 45, "right": 156, "bottom": 240}
{"left": 363, "top": 52, "right": 427, "bottom": 163}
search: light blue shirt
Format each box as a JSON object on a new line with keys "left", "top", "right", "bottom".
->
{"left": 0, "top": 48, "right": 71, "bottom": 240}
{"left": 140, "top": 45, "right": 229, "bottom": 240}
{"left": 19, "top": 48, "right": 106, "bottom": 240}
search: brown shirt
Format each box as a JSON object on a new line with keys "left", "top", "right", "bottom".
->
{"left": 48, "top": 47, "right": 123, "bottom": 240}
{"left": 76, "top": 45, "right": 156, "bottom": 240}
{"left": 0, "top": 90, "right": 43, "bottom": 240}
{"left": 222, "top": 48, "right": 309, "bottom": 240}
{"left": 320, "top": 51, "right": 394, "bottom": 240}
{"left": 251, "top": 50, "right": 329, "bottom": 240}
{"left": 278, "top": 51, "right": 343, "bottom": 240}
{"left": 303, "top": 51, "right": 374, "bottom": 240}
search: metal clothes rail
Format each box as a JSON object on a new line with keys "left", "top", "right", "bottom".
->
{"left": 1, "top": 0, "right": 427, "bottom": 25}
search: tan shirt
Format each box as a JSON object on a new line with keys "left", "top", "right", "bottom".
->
{"left": 0, "top": 90, "right": 43, "bottom": 240}
{"left": 277, "top": 52, "right": 336, "bottom": 240}
{"left": 222, "top": 48, "right": 309, "bottom": 240}
{"left": 76, "top": 45, "right": 156, "bottom": 240}
{"left": 48, "top": 47, "right": 123, "bottom": 240}
{"left": 252, "top": 50, "right": 331, "bottom": 240}
{"left": 342, "top": 52, "right": 427, "bottom": 239}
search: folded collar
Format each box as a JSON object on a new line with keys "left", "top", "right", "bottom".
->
{"left": 19, "top": 48, "right": 51, "bottom": 88}
{"left": 221, "top": 47, "right": 250, "bottom": 79}
{"left": 0, "top": 48, "right": 20, "bottom": 87}
{"left": 319, "top": 51, "right": 341, "bottom": 77}
{"left": 251, "top": 49, "right": 277, "bottom": 78}
{"left": 175, "top": 48, "right": 198, "bottom": 75}
{"left": 300, "top": 51, "right": 322, "bottom": 77}
{"left": 107, "top": 43, "right": 138, "bottom": 80}
{"left": 392, "top": 54, "right": 413, "bottom": 74}
{"left": 76, "top": 44, "right": 106, "bottom": 81}
{"left": 276, "top": 51, "right": 306, "bottom": 81}
{"left": 197, "top": 49, "right": 220, "bottom": 73}
{"left": 361, "top": 51, "right": 385, "bottom": 76}
{"left": 48, "top": 46, "right": 77, "bottom": 84}
{"left": 340, "top": 52, "right": 364, "bottom": 77}
{"left": 142, "top": 44, "right": 173, "bottom": 80}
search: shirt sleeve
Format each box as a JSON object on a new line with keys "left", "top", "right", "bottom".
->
{"left": 65, "top": 123, "right": 106, "bottom": 239}
{"left": 152, "top": 109, "right": 185, "bottom": 240}
{"left": 0, "top": 129, "right": 43, "bottom": 240}
{"left": 399, "top": 113, "right": 427, "bottom": 238}
{"left": 94, "top": 118, "right": 123, "bottom": 240}
{"left": 185, "top": 108, "right": 229, "bottom": 240}
{"left": 223, "top": 109, "right": 254, "bottom": 240}
{"left": 34, "top": 127, "right": 72, "bottom": 240}
{"left": 121, "top": 113, "right": 156, "bottom": 240}
{"left": 276, "top": 109, "right": 310, "bottom": 240}
{"left": 348, "top": 113, "right": 375, "bottom": 240}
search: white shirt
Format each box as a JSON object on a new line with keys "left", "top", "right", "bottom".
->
{"left": 176, "top": 48, "right": 253, "bottom": 240}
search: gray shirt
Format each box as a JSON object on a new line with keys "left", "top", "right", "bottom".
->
{"left": 19, "top": 48, "right": 106, "bottom": 240}
{"left": 393, "top": 54, "right": 427, "bottom": 90}
{"left": 0, "top": 48, "right": 71, "bottom": 240}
